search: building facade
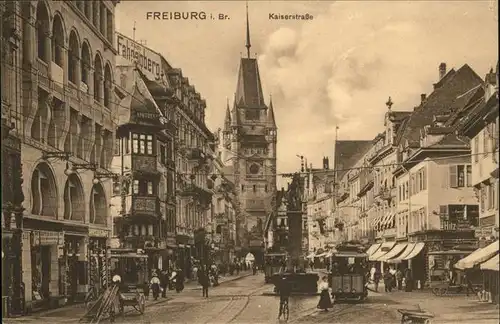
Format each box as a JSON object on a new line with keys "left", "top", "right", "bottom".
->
{"left": 2, "top": 1, "right": 25, "bottom": 316}
{"left": 458, "top": 66, "right": 499, "bottom": 245}
{"left": 13, "top": 0, "right": 118, "bottom": 312}
{"left": 222, "top": 12, "right": 277, "bottom": 264}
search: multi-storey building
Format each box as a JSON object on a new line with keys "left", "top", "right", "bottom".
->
{"left": 264, "top": 189, "right": 287, "bottom": 252}
{"left": 305, "top": 159, "right": 335, "bottom": 253}
{"left": 1, "top": 1, "right": 25, "bottom": 316}
{"left": 167, "top": 68, "right": 215, "bottom": 275}
{"left": 458, "top": 66, "right": 499, "bottom": 245}
{"left": 222, "top": 10, "right": 277, "bottom": 264}
{"left": 333, "top": 140, "right": 372, "bottom": 246}
{"left": 8, "top": 0, "right": 118, "bottom": 313}
{"left": 110, "top": 61, "right": 176, "bottom": 283}
{"left": 211, "top": 129, "right": 239, "bottom": 263}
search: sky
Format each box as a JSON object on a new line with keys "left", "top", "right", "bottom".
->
{"left": 115, "top": 0, "right": 498, "bottom": 183}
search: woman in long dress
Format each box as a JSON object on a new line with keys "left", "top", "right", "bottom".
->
{"left": 317, "top": 276, "right": 333, "bottom": 311}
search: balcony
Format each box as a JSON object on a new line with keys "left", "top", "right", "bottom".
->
{"left": 37, "top": 59, "right": 49, "bottom": 89}
{"left": 132, "top": 196, "right": 158, "bottom": 216}
{"left": 379, "top": 186, "right": 395, "bottom": 201}
{"left": 186, "top": 147, "right": 204, "bottom": 161}
{"left": 50, "top": 62, "right": 64, "bottom": 95}
{"left": 132, "top": 155, "right": 158, "bottom": 174}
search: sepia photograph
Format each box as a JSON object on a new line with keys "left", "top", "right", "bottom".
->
{"left": 0, "top": 0, "right": 498, "bottom": 323}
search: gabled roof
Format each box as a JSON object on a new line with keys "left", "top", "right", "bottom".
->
{"left": 397, "top": 64, "right": 483, "bottom": 147}
{"left": 235, "top": 58, "right": 267, "bottom": 109}
{"left": 428, "top": 133, "right": 469, "bottom": 148}
{"left": 459, "top": 92, "right": 499, "bottom": 137}
{"left": 116, "top": 69, "right": 164, "bottom": 128}
{"left": 334, "top": 140, "right": 373, "bottom": 181}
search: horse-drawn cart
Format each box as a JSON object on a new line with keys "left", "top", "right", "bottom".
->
{"left": 118, "top": 284, "right": 146, "bottom": 315}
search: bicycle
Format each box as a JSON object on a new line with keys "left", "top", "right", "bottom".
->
{"left": 278, "top": 298, "right": 289, "bottom": 320}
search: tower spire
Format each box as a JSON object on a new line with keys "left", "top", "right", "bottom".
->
{"left": 245, "top": 1, "right": 251, "bottom": 58}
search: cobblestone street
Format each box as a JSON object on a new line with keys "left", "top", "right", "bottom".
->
{"left": 5, "top": 273, "right": 499, "bottom": 324}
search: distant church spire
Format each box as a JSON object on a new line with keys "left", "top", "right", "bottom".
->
{"left": 245, "top": 1, "right": 251, "bottom": 58}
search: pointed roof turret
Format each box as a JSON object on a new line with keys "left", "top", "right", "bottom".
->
{"left": 234, "top": 2, "right": 266, "bottom": 109}
{"left": 245, "top": 1, "right": 251, "bottom": 59}
{"left": 224, "top": 98, "right": 232, "bottom": 132}
{"left": 231, "top": 94, "right": 240, "bottom": 127}
{"left": 267, "top": 95, "right": 276, "bottom": 128}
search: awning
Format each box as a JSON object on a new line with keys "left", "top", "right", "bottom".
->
{"left": 480, "top": 254, "right": 499, "bottom": 271}
{"left": 380, "top": 212, "right": 392, "bottom": 228}
{"left": 366, "top": 243, "right": 381, "bottom": 257}
{"left": 400, "top": 242, "right": 425, "bottom": 260}
{"left": 383, "top": 213, "right": 395, "bottom": 229}
{"left": 371, "top": 216, "right": 382, "bottom": 228}
{"left": 377, "top": 243, "right": 408, "bottom": 262}
{"left": 369, "top": 242, "right": 396, "bottom": 261}
{"left": 455, "top": 240, "right": 499, "bottom": 270}
{"left": 335, "top": 252, "right": 368, "bottom": 258}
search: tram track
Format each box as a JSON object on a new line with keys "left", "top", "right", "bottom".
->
{"left": 202, "top": 283, "right": 269, "bottom": 324}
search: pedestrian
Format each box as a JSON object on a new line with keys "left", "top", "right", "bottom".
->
{"left": 160, "top": 269, "right": 169, "bottom": 298}
{"left": 396, "top": 268, "right": 403, "bottom": 291}
{"left": 200, "top": 268, "right": 210, "bottom": 298}
{"left": 176, "top": 268, "right": 185, "bottom": 293}
{"left": 389, "top": 266, "right": 397, "bottom": 290}
{"left": 383, "top": 268, "right": 393, "bottom": 292}
{"left": 317, "top": 276, "right": 333, "bottom": 311}
{"left": 370, "top": 264, "right": 376, "bottom": 283}
{"left": 404, "top": 268, "right": 413, "bottom": 292}
{"left": 252, "top": 262, "right": 257, "bottom": 275}
{"left": 373, "top": 268, "right": 381, "bottom": 292}
{"left": 150, "top": 273, "right": 161, "bottom": 301}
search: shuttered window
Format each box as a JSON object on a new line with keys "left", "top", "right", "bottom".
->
{"left": 449, "top": 165, "right": 458, "bottom": 188}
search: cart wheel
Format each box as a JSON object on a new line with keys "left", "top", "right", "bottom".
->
{"left": 439, "top": 288, "right": 447, "bottom": 296}
{"left": 431, "top": 288, "right": 440, "bottom": 296}
{"left": 138, "top": 295, "right": 146, "bottom": 314}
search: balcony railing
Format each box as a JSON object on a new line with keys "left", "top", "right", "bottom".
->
{"left": 132, "top": 155, "right": 158, "bottom": 173}
{"left": 132, "top": 196, "right": 158, "bottom": 216}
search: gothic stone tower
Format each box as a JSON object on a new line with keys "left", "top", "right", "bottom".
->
{"left": 222, "top": 4, "right": 277, "bottom": 261}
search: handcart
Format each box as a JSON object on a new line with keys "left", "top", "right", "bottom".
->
{"left": 118, "top": 284, "right": 146, "bottom": 315}
{"left": 398, "top": 306, "right": 434, "bottom": 324}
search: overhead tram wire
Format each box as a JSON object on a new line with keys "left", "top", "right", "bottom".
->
{"left": 7, "top": 16, "right": 493, "bottom": 176}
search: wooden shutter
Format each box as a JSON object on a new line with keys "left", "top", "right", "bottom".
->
{"left": 449, "top": 165, "right": 458, "bottom": 188}
{"left": 439, "top": 205, "right": 448, "bottom": 219}
{"left": 422, "top": 167, "right": 427, "bottom": 190}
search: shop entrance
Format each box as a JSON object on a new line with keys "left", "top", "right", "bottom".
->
{"left": 32, "top": 245, "right": 51, "bottom": 301}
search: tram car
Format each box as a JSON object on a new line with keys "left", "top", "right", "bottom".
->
{"left": 328, "top": 243, "right": 369, "bottom": 302}
{"left": 263, "top": 252, "right": 287, "bottom": 283}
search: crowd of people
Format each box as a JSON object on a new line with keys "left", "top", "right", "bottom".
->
{"left": 368, "top": 264, "right": 414, "bottom": 292}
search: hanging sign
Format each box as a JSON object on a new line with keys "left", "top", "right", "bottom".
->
{"left": 89, "top": 229, "right": 108, "bottom": 238}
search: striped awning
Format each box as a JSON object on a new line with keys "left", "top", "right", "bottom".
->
{"left": 369, "top": 242, "right": 396, "bottom": 261}
{"left": 371, "top": 215, "right": 382, "bottom": 228}
{"left": 366, "top": 243, "right": 381, "bottom": 257}
{"left": 455, "top": 240, "right": 499, "bottom": 270}
{"left": 480, "top": 254, "right": 499, "bottom": 271}
{"left": 377, "top": 243, "right": 408, "bottom": 262}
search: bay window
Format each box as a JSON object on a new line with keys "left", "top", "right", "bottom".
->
{"left": 132, "top": 133, "right": 154, "bottom": 155}
{"left": 132, "top": 179, "right": 156, "bottom": 195}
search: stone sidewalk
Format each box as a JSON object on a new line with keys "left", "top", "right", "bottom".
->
{"left": 369, "top": 285, "right": 499, "bottom": 323}
{"left": 3, "top": 271, "right": 252, "bottom": 323}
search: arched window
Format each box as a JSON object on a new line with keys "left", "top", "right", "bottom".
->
{"left": 31, "top": 163, "right": 58, "bottom": 217}
{"left": 94, "top": 54, "right": 103, "bottom": 102}
{"left": 216, "top": 225, "right": 222, "bottom": 234}
{"left": 68, "top": 31, "right": 79, "bottom": 84}
{"left": 89, "top": 183, "right": 107, "bottom": 225}
{"left": 52, "top": 15, "right": 64, "bottom": 67}
{"left": 36, "top": 1, "right": 50, "bottom": 62}
{"left": 63, "top": 174, "right": 85, "bottom": 221}
{"left": 104, "top": 63, "right": 112, "bottom": 108}
{"left": 81, "top": 42, "right": 91, "bottom": 87}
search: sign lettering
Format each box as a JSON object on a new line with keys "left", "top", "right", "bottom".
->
{"left": 116, "top": 32, "right": 165, "bottom": 82}
{"left": 89, "top": 229, "right": 108, "bottom": 238}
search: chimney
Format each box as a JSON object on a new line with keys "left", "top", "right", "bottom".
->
{"left": 323, "top": 157, "right": 329, "bottom": 170}
{"left": 439, "top": 63, "right": 447, "bottom": 80}
{"left": 421, "top": 93, "right": 427, "bottom": 104}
